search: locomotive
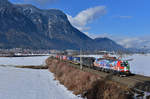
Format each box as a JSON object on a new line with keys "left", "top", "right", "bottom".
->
{"left": 54, "top": 54, "right": 131, "bottom": 76}
{"left": 93, "top": 57, "right": 130, "bottom": 75}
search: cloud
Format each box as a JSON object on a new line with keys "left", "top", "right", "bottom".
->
{"left": 118, "top": 37, "right": 141, "bottom": 48}
{"left": 87, "top": 33, "right": 112, "bottom": 39}
{"left": 67, "top": 6, "right": 107, "bottom": 31}
{"left": 117, "top": 37, "right": 150, "bottom": 49}
{"left": 89, "top": 33, "right": 150, "bottom": 49}
{"left": 113, "top": 36, "right": 150, "bottom": 49}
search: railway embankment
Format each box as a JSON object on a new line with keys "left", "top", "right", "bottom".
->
{"left": 46, "top": 57, "right": 134, "bottom": 99}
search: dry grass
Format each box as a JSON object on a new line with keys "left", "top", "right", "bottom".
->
{"left": 46, "top": 58, "right": 133, "bottom": 99}
{"left": 86, "top": 80, "right": 133, "bottom": 99}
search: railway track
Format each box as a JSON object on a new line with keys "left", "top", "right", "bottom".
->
{"left": 60, "top": 59, "right": 150, "bottom": 98}
{"left": 50, "top": 58, "right": 150, "bottom": 98}
{"left": 47, "top": 56, "right": 150, "bottom": 99}
{"left": 129, "top": 74, "right": 150, "bottom": 82}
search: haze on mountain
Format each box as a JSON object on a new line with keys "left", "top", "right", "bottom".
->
{"left": 0, "top": 0, "right": 125, "bottom": 51}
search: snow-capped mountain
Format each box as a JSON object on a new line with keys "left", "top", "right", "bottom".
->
{"left": 0, "top": 0, "right": 126, "bottom": 51}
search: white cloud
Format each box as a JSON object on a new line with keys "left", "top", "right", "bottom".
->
{"left": 67, "top": 6, "right": 106, "bottom": 31}
{"left": 117, "top": 37, "right": 150, "bottom": 49}
{"left": 88, "top": 33, "right": 112, "bottom": 39}
{"left": 114, "top": 37, "right": 150, "bottom": 49}
{"left": 118, "top": 38, "right": 140, "bottom": 48}
{"left": 89, "top": 33, "right": 150, "bottom": 49}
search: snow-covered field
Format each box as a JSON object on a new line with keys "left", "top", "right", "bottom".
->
{"left": 1, "top": 54, "right": 147, "bottom": 76}
{"left": 0, "top": 56, "right": 49, "bottom": 66}
{"left": 0, "top": 67, "right": 82, "bottom": 99}
{"left": 0, "top": 54, "right": 149, "bottom": 99}
{"left": 82, "top": 54, "right": 150, "bottom": 77}
{"left": 125, "top": 54, "right": 150, "bottom": 77}
{"left": 0, "top": 56, "right": 82, "bottom": 99}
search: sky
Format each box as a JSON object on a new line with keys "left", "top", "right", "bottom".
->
{"left": 9, "top": 0, "right": 150, "bottom": 49}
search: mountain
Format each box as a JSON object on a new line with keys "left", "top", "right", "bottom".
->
{"left": 94, "top": 37, "right": 125, "bottom": 51}
{"left": 0, "top": 0, "right": 125, "bottom": 51}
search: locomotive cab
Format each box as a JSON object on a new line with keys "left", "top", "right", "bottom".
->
{"left": 119, "top": 61, "right": 131, "bottom": 75}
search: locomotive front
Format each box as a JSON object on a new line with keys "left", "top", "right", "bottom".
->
{"left": 119, "top": 61, "right": 131, "bottom": 75}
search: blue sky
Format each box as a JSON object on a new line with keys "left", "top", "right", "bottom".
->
{"left": 9, "top": 0, "right": 150, "bottom": 48}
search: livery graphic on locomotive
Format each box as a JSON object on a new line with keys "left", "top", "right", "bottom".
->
{"left": 93, "top": 54, "right": 131, "bottom": 75}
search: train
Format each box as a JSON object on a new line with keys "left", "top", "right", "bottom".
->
{"left": 53, "top": 54, "right": 131, "bottom": 76}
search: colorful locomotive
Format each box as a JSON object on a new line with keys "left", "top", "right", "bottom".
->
{"left": 94, "top": 57, "right": 130, "bottom": 75}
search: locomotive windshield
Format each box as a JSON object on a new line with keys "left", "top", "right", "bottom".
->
{"left": 121, "top": 62, "right": 128, "bottom": 67}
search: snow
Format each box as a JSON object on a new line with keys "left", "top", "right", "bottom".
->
{"left": 0, "top": 53, "right": 149, "bottom": 99}
{"left": 0, "top": 56, "right": 83, "bottom": 99}
{"left": 0, "top": 56, "right": 49, "bottom": 66}
{"left": 79, "top": 54, "right": 150, "bottom": 77}
{"left": 123, "top": 54, "right": 150, "bottom": 77}
{"left": 0, "top": 67, "right": 82, "bottom": 99}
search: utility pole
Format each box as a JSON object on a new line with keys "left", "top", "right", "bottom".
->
{"left": 80, "top": 49, "right": 83, "bottom": 70}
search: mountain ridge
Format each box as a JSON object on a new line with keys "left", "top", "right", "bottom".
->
{"left": 0, "top": 0, "right": 126, "bottom": 51}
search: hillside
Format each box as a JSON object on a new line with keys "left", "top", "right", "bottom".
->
{"left": 94, "top": 37, "right": 124, "bottom": 51}
{"left": 0, "top": 0, "right": 125, "bottom": 51}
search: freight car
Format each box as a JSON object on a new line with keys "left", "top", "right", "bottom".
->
{"left": 81, "top": 57, "right": 95, "bottom": 68}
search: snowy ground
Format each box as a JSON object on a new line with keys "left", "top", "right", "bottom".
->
{"left": 0, "top": 56, "right": 83, "bottom": 99}
{"left": 79, "top": 54, "right": 150, "bottom": 77}
{"left": 0, "top": 56, "right": 49, "bottom": 66}
{"left": 0, "top": 54, "right": 149, "bottom": 99}
{"left": 0, "top": 67, "right": 82, "bottom": 99}
{"left": 124, "top": 54, "right": 150, "bottom": 77}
